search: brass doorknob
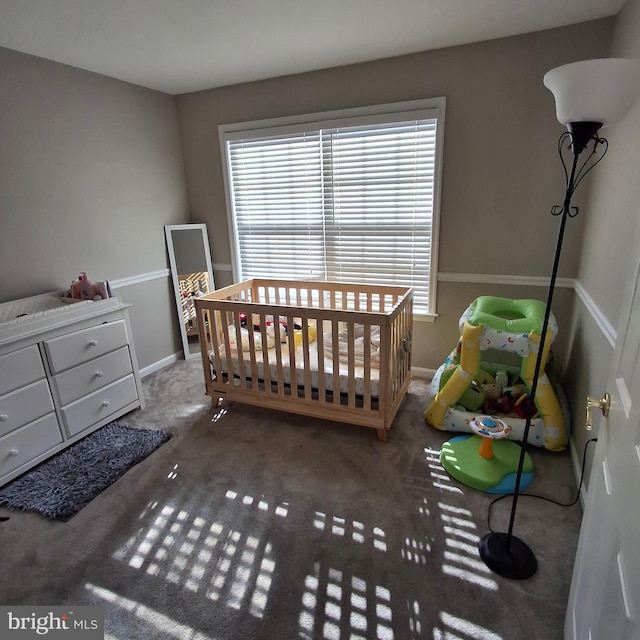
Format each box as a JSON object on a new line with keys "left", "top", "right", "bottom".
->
{"left": 585, "top": 393, "right": 610, "bottom": 431}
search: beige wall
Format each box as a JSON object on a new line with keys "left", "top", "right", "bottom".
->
{"left": 176, "top": 19, "right": 612, "bottom": 372}
{"left": 566, "top": 0, "right": 640, "bottom": 485}
{"left": 0, "top": 47, "right": 190, "bottom": 369}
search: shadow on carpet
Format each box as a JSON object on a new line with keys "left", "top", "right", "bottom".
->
{"left": 0, "top": 422, "right": 172, "bottom": 521}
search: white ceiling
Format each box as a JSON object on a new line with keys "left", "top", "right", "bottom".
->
{"left": 0, "top": 0, "right": 625, "bottom": 95}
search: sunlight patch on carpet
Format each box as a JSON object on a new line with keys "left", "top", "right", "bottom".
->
{"left": 298, "top": 562, "right": 395, "bottom": 640}
{"left": 436, "top": 611, "right": 504, "bottom": 640}
{"left": 84, "top": 583, "right": 213, "bottom": 640}
{"left": 112, "top": 500, "right": 276, "bottom": 620}
{"left": 437, "top": 490, "right": 500, "bottom": 591}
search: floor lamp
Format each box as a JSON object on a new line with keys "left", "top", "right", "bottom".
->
{"left": 478, "top": 58, "right": 640, "bottom": 580}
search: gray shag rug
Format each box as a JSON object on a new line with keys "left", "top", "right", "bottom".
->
{"left": 0, "top": 422, "right": 171, "bottom": 521}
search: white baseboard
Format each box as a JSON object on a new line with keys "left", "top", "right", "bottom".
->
{"left": 411, "top": 366, "right": 435, "bottom": 379}
{"left": 140, "top": 352, "right": 182, "bottom": 378}
{"left": 569, "top": 436, "right": 588, "bottom": 509}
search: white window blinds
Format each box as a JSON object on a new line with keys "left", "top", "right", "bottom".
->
{"left": 222, "top": 101, "right": 444, "bottom": 314}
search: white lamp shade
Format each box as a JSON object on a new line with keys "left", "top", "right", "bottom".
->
{"left": 543, "top": 58, "right": 640, "bottom": 128}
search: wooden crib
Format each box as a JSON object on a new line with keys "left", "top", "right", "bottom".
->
{"left": 194, "top": 279, "right": 413, "bottom": 441}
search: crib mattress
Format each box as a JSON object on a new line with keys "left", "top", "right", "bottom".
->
{"left": 210, "top": 340, "right": 381, "bottom": 397}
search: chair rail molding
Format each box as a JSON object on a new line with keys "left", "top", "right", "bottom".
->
{"left": 109, "top": 269, "right": 170, "bottom": 290}
{"left": 437, "top": 272, "right": 575, "bottom": 288}
{"left": 573, "top": 279, "right": 616, "bottom": 347}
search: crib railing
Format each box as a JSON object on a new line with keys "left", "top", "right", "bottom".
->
{"left": 195, "top": 279, "right": 412, "bottom": 440}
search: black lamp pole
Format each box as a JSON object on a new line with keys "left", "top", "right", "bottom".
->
{"left": 478, "top": 122, "right": 608, "bottom": 580}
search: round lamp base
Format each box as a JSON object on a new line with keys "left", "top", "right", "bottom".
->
{"left": 479, "top": 532, "right": 538, "bottom": 580}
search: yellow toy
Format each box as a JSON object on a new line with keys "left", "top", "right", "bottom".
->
{"left": 424, "top": 296, "right": 568, "bottom": 451}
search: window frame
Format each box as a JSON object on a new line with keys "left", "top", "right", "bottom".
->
{"left": 218, "top": 97, "right": 446, "bottom": 318}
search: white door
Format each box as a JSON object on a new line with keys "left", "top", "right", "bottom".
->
{"left": 565, "top": 262, "right": 640, "bottom": 638}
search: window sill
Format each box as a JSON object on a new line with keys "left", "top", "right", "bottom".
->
{"left": 414, "top": 312, "right": 438, "bottom": 323}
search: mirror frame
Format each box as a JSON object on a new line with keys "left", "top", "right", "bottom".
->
{"left": 165, "top": 223, "right": 215, "bottom": 359}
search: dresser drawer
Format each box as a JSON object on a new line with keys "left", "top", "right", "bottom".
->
{"left": 0, "top": 379, "right": 55, "bottom": 438}
{"left": 0, "top": 345, "right": 45, "bottom": 396}
{"left": 52, "top": 346, "right": 133, "bottom": 406}
{"left": 44, "top": 320, "right": 129, "bottom": 373}
{"left": 0, "top": 413, "right": 63, "bottom": 479}
{"left": 61, "top": 374, "right": 139, "bottom": 437}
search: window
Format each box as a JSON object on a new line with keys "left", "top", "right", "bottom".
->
{"left": 219, "top": 99, "right": 445, "bottom": 315}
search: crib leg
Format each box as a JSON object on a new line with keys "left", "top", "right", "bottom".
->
{"left": 211, "top": 396, "right": 224, "bottom": 409}
{"left": 376, "top": 428, "right": 389, "bottom": 443}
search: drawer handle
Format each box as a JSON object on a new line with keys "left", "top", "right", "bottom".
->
{"left": 101, "top": 400, "right": 110, "bottom": 408}
{"left": 0, "top": 414, "right": 7, "bottom": 422}
{"left": 94, "top": 371, "right": 104, "bottom": 378}
{"left": 9, "top": 449, "right": 19, "bottom": 457}
{"left": 89, "top": 339, "right": 98, "bottom": 347}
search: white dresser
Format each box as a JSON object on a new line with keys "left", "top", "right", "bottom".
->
{"left": 0, "top": 293, "right": 145, "bottom": 488}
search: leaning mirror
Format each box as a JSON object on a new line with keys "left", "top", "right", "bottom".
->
{"left": 165, "top": 224, "right": 215, "bottom": 359}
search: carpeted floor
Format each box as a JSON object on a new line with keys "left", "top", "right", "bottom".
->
{"left": 0, "top": 358, "right": 582, "bottom": 639}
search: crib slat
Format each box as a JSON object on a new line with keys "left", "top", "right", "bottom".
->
{"left": 233, "top": 312, "right": 247, "bottom": 388}
{"left": 331, "top": 319, "right": 340, "bottom": 405}
{"left": 197, "top": 307, "right": 212, "bottom": 393}
{"left": 208, "top": 309, "right": 223, "bottom": 387}
{"left": 220, "top": 318, "right": 234, "bottom": 386}
{"left": 347, "top": 321, "right": 356, "bottom": 408}
{"left": 378, "top": 317, "right": 390, "bottom": 424}
{"left": 242, "top": 312, "right": 256, "bottom": 389}
{"left": 246, "top": 313, "right": 259, "bottom": 391}
{"left": 302, "top": 317, "right": 312, "bottom": 401}
{"left": 273, "top": 318, "right": 285, "bottom": 396}
{"left": 363, "top": 323, "right": 372, "bottom": 412}
{"left": 286, "top": 313, "right": 297, "bottom": 398}
{"left": 257, "top": 312, "right": 271, "bottom": 391}
{"left": 316, "top": 323, "right": 326, "bottom": 403}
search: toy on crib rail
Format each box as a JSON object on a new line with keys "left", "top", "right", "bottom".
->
{"left": 68, "top": 273, "right": 112, "bottom": 300}
{"left": 239, "top": 313, "right": 282, "bottom": 339}
{"left": 228, "top": 324, "right": 281, "bottom": 351}
{"left": 239, "top": 313, "right": 301, "bottom": 342}
{"left": 236, "top": 312, "right": 318, "bottom": 349}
